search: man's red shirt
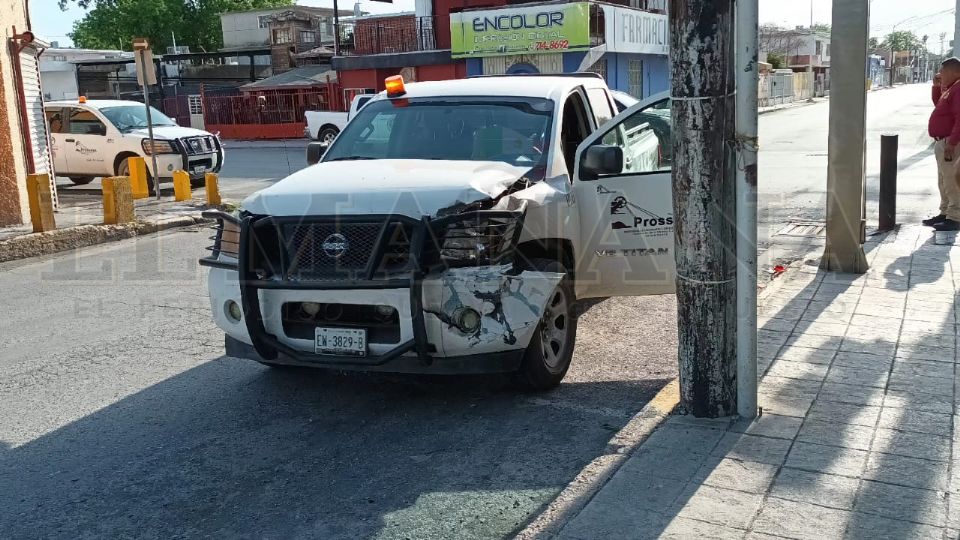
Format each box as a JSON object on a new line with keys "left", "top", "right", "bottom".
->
{"left": 929, "top": 81, "right": 960, "bottom": 146}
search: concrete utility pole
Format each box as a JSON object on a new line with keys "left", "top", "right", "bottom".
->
{"left": 821, "top": 0, "right": 869, "bottom": 273}
{"left": 735, "top": 0, "right": 760, "bottom": 420}
{"left": 670, "top": 0, "right": 738, "bottom": 417}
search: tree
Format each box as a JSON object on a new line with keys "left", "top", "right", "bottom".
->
{"left": 62, "top": 0, "right": 294, "bottom": 52}
{"left": 759, "top": 24, "right": 804, "bottom": 59}
{"left": 766, "top": 52, "right": 785, "bottom": 69}
{"left": 811, "top": 23, "right": 831, "bottom": 34}
{"left": 868, "top": 37, "right": 880, "bottom": 50}
{"left": 882, "top": 30, "right": 922, "bottom": 52}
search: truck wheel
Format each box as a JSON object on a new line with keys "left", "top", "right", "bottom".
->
{"left": 319, "top": 126, "right": 339, "bottom": 144}
{"left": 68, "top": 176, "right": 95, "bottom": 185}
{"left": 517, "top": 259, "right": 576, "bottom": 391}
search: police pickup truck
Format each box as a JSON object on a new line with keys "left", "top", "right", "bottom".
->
{"left": 200, "top": 74, "right": 674, "bottom": 389}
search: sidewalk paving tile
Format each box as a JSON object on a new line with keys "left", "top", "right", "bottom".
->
{"left": 693, "top": 457, "right": 778, "bottom": 493}
{"left": 877, "top": 407, "right": 953, "bottom": 437}
{"left": 765, "top": 361, "right": 829, "bottom": 382}
{"left": 871, "top": 428, "right": 952, "bottom": 462}
{"left": 751, "top": 497, "right": 851, "bottom": 539}
{"left": 831, "top": 351, "right": 894, "bottom": 370}
{"left": 824, "top": 364, "right": 889, "bottom": 388}
{"left": 617, "top": 444, "right": 710, "bottom": 481}
{"left": 768, "top": 468, "right": 860, "bottom": 509}
{"left": 641, "top": 423, "right": 727, "bottom": 456}
{"left": 795, "top": 420, "right": 876, "bottom": 451}
{"left": 805, "top": 401, "right": 881, "bottom": 427}
{"left": 658, "top": 516, "right": 746, "bottom": 539}
{"left": 784, "top": 441, "right": 869, "bottom": 477}
{"left": 862, "top": 452, "right": 950, "bottom": 491}
{"left": 843, "top": 514, "right": 946, "bottom": 540}
{"left": 792, "top": 320, "right": 850, "bottom": 337}
{"left": 757, "top": 392, "right": 815, "bottom": 418}
{"left": 853, "top": 480, "right": 947, "bottom": 526}
{"left": 671, "top": 485, "right": 764, "bottom": 529}
{"left": 710, "top": 433, "right": 792, "bottom": 465}
{"left": 893, "top": 357, "right": 957, "bottom": 376}
{"left": 839, "top": 338, "right": 898, "bottom": 356}
{"left": 884, "top": 388, "right": 954, "bottom": 414}
{"left": 730, "top": 414, "right": 803, "bottom": 440}
{"left": 817, "top": 382, "right": 885, "bottom": 407}
{"left": 888, "top": 371, "right": 955, "bottom": 397}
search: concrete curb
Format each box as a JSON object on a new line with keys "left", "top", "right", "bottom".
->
{"left": 515, "top": 380, "right": 680, "bottom": 540}
{"left": 0, "top": 215, "right": 210, "bottom": 263}
{"left": 758, "top": 97, "right": 824, "bottom": 116}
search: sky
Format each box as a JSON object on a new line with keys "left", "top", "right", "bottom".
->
{"left": 30, "top": 0, "right": 958, "bottom": 49}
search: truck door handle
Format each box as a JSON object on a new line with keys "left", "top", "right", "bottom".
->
{"left": 65, "top": 138, "right": 75, "bottom": 142}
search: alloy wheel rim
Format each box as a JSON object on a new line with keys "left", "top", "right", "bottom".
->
{"left": 540, "top": 287, "right": 569, "bottom": 370}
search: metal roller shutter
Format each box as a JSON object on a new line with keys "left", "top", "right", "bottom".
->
{"left": 18, "top": 48, "right": 57, "bottom": 209}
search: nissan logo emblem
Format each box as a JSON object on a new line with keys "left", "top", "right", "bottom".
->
{"left": 321, "top": 233, "right": 349, "bottom": 258}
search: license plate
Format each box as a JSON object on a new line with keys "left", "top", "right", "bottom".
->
{"left": 192, "top": 165, "right": 206, "bottom": 176}
{"left": 315, "top": 327, "right": 367, "bottom": 357}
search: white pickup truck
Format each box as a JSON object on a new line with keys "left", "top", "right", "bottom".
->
{"left": 44, "top": 99, "right": 223, "bottom": 187}
{"left": 304, "top": 94, "right": 373, "bottom": 143}
{"left": 201, "top": 74, "right": 673, "bottom": 389}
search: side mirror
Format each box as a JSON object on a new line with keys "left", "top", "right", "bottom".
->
{"left": 580, "top": 144, "right": 623, "bottom": 179}
{"left": 306, "top": 141, "right": 329, "bottom": 165}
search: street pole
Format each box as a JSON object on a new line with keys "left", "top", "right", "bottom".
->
{"left": 670, "top": 0, "right": 738, "bottom": 417}
{"left": 333, "top": 0, "right": 342, "bottom": 56}
{"left": 954, "top": 0, "right": 960, "bottom": 56}
{"left": 821, "top": 0, "right": 869, "bottom": 273}
{"left": 140, "top": 54, "right": 161, "bottom": 200}
{"left": 735, "top": 0, "right": 759, "bottom": 420}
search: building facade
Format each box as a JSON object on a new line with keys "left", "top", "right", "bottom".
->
{"left": 39, "top": 47, "right": 128, "bottom": 101}
{"left": 1, "top": 0, "right": 54, "bottom": 226}
{"left": 333, "top": 0, "right": 668, "bottom": 99}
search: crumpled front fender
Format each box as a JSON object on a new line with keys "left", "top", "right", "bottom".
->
{"left": 422, "top": 265, "right": 565, "bottom": 357}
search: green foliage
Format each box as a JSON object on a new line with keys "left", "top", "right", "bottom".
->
{"left": 868, "top": 37, "right": 880, "bottom": 49}
{"left": 882, "top": 30, "right": 922, "bottom": 52}
{"left": 810, "top": 23, "right": 831, "bottom": 34}
{"left": 62, "top": 0, "right": 294, "bottom": 51}
{"left": 767, "top": 52, "right": 785, "bottom": 69}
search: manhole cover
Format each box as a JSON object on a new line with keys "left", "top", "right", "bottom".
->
{"left": 775, "top": 221, "right": 826, "bottom": 237}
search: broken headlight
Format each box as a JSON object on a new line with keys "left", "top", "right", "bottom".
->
{"left": 430, "top": 211, "right": 524, "bottom": 267}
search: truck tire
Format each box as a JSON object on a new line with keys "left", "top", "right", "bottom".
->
{"left": 68, "top": 176, "right": 95, "bottom": 185}
{"left": 117, "top": 154, "right": 155, "bottom": 195}
{"left": 516, "top": 258, "right": 577, "bottom": 390}
{"left": 318, "top": 125, "right": 340, "bottom": 144}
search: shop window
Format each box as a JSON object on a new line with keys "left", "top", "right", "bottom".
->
{"left": 258, "top": 16, "right": 270, "bottom": 29}
{"left": 628, "top": 60, "right": 644, "bottom": 98}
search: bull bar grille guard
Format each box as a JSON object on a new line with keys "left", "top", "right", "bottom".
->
{"left": 198, "top": 208, "right": 527, "bottom": 367}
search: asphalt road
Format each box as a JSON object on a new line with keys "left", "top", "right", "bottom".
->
{"left": 757, "top": 83, "right": 939, "bottom": 267}
{"left": 0, "top": 229, "right": 677, "bottom": 539}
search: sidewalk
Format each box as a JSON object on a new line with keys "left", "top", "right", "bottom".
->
{"left": 552, "top": 224, "right": 960, "bottom": 540}
{"left": 0, "top": 189, "right": 217, "bottom": 262}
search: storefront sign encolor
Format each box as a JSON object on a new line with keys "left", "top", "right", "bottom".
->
{"left": 601, "top": 5, "right": 669, "bottom": 56}
{"left": 450, "top": 3, "right": 591, "bottom": 59}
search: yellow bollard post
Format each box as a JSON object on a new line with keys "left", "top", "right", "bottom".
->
{"left": 102, "top": 176, "right": 134, "bottom": 225}
{"left": 173, "top": 170, "right": 191, "bottom": 201}
{"left": 26, "top": 173, "right": 56, "bottom": 232}
{"left": 205, "top": 172, "right": 221, "bottom": 206}
{"left": 129, "top": 157, "right": 149, "bottom": 199}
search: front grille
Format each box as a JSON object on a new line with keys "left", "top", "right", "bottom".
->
{"left": 281, "top": 302, "right": 401, "bottom": 344}
{"left": 284, "top": 223, "right": 382, "bottom": 280}
{"left": 180, "top": 136, "right": 215, "bottom": 155}
{"left": 248, "top": 220, "right": 414, "bottom": 282}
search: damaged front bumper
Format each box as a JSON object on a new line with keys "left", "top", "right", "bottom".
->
{"left": 200, "top": 210, "right": 563, "bottom": 373}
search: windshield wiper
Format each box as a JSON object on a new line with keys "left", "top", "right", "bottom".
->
{"left": 326, "top": 156, "right": 376, "bottom": 161}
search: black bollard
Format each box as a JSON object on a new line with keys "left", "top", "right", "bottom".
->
{"left": 879, "top": 134, "right": 898, "bottom": 231}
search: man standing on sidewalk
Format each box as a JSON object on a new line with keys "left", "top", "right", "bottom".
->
{"left": 925, "top": 58, "right": 960, "bottom": 231}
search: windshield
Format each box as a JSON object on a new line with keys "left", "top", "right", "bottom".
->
{"left": 99, "top": 106, "right": 177, "bottom": 132}
{"left": 323, "top": 97, "right": 554, "bottom": 166}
